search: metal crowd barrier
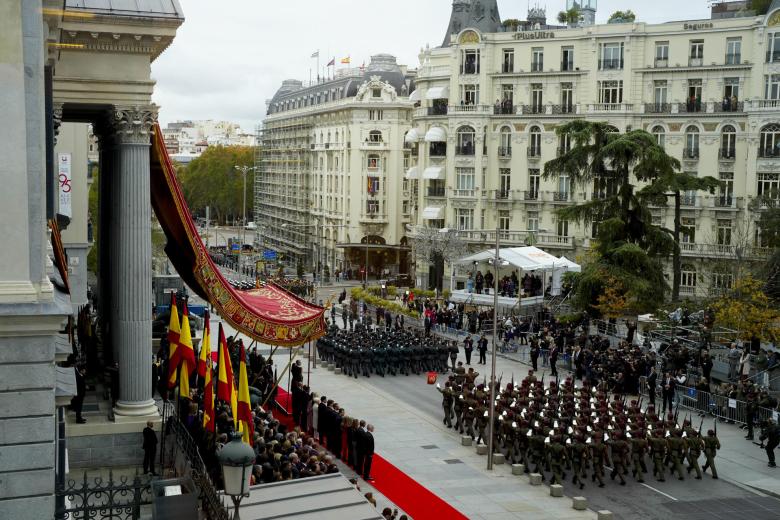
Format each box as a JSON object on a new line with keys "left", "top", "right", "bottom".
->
{"left": 638, "top": 378, "right": 779, "bottom": 427}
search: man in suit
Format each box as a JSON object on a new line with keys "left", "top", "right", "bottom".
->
{"left": 73, "top": 365, "right": 87, "bottom": 424}
{"left": 661, "top": 371, "right": 675, "bottom": 415}
{"left": 361, "top": 424, "right": 375, "bottom": 481}
{"left": 355, "top": 420, "right": 367, "bottom": 478}
{"left": 142, "top": 421, "right": 158, "bottom": 475}
{"left": 647, "top": 366, "right": 658, "bottom": 407}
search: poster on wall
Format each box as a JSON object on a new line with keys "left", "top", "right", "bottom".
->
{"left": 58, "top": 153, "right": 72, "bottom": 218}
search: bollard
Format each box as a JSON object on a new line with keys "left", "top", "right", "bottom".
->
{"left": 550, "top": 484, "right": 564, "bottom": 497}
{"left": 327, "top": 363, "right": 335, "bottom": 372}
{"left": 493, "top": 453, "right": 505, "bottom": 465}
{"left": 511, "top": 464, "right": 525, "bottom": 475}
{"left": 334, "top": 367, "right": 342, "bottom": 375}
{"left": 461, "top": 436, "right": 473, "bottom": 446}
{"left": 529, "top": 473, "right": 543, "bottom": 486}
{"left": 572, "top": 497, "right": 588, "bottom": 511}
{"left": 476, "top": 443, "right": 488, "bottom": 455}
{"left": 597, "top": 511, "right": 613, "bottom": 520}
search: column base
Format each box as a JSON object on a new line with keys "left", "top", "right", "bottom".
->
{"left": 113, "top": 399, "right": 159, "bottom": 422}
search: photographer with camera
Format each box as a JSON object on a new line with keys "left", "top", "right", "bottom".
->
{"left": 759, "top": 418, "right": 780, "bottom": 468}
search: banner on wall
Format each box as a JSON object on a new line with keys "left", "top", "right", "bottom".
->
{"left": 58, "top": 153, "right": 72, "bottom": 218}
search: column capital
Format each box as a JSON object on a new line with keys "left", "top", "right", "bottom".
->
{"left": 109, "top": 104, "right": 158, "bottom": 145}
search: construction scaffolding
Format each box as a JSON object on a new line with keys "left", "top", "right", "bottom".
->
{"left": 254, "top": 116, "right": 313, "bottom": 267}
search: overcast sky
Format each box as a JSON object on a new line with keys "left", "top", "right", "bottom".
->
{"left": 151, "top": 0, "right": 712, "bottom": 131}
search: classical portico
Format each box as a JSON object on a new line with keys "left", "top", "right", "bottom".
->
{"left": 50, "top": 3, "right": 183, "bottom": 422}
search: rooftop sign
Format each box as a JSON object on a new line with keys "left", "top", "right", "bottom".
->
{"left": 513, "top": 31, "right": 555, "bottom": 40}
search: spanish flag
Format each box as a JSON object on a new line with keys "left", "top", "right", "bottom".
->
{"left": 197, "top": 310, "right": 211, "bottom": 379}
{"left": 237, "top": 340, "right": 254, "bottom": 445}
{"left": 341, "top": 56, "right": 351, "bottom": 64}
{"left": 178, "top": 301, "right": 197, "bottom": 399}
{"left": 203, "top": 356, "right": 215, "bottom": 433}
{"left": 216, "top": 323, "right": 238, "bottom": 426}
{"left": 166, "top": 293, "right": 181, "bottom": 389}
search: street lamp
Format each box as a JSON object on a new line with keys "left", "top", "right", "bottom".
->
{"left": 234, "top": 165, "right": 257, "bottom": 257}
{"left": 217, "top": 432, "right": 255, "bottom": 519}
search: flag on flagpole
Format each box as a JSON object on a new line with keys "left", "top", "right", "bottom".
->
{"left": 311, "top": 50, "right": 319, "bottom": 58}
{"left": 166, "top": 293, "right": 181, "bottom": 389}
{"left": 216, "top": 323, "right": 238, "bottom": 426}
{"left": 197, "top": 310, "right": 211, "bottom": 379}
{"left": 178, "top": 301, "right": 197, "bottom": 399}
{"left": 326, "top": 58, "right": 335, "bottom": 67}
{"left": 237, "top": 340, "right": 254, "bottom": 445}
{"left": 340, "top": 56, "right": 351, "bottom": 64}
{"left": 203, "top": 356, "right": 215, "bottom": 433}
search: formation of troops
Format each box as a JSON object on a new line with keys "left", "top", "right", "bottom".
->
{"left": 437, "top": 370, "right": 722, "bottom": 488}
{"left": 316, "top": 327, "right": 457, "bottom": 378}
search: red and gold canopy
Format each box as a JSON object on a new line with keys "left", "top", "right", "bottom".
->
{"left": 150, "top": 124, "right": 326, "bottom": 346}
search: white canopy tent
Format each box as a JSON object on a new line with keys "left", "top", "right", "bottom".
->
{"left": 456, "top": 246, "right": 581, "bottom": 296}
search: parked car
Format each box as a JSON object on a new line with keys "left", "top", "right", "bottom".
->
{"left": 385, "top": 274, "right": 413, "bottom": 287}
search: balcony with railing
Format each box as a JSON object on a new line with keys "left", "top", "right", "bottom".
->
{"left": 644, "top": 103, "right": 672, "bottom": 114}
{"left": 725, "top": 53, "right": 741, "bottom": 65}
{"left": 451, "top": 188, "right": 478, "bottom": 198}
{"left": 714, "top": 101, "right": 744, "bottom": 113}
{"left": 719, "top": 147, "right": 736, "bottom": 160}
{"left": 654, "top": 58, "right": 669, "bottom": 68}
{"left": 680, "top": 194, "right": 697, "bottom": 207}
{"left": 427, "top": 106, "right": 449, "bottom": 116}
{"left": 746, "top": 99, "right": 780, "bottom": 111}
{"left": 498, "top": 146, "right": 512, "bottom": 158}
{"left": 679, "top": 101, "right": 703, "bottom": 113}
{"left": 712, "top": 195, "right": 739, "bottom": 209}
{"left": 493, "top": 105, "right": 515, "bottom": 115}
{"left": 536, "top": 234, "right": 575, "bottom": 248}
{"left": 552, "top": 104, "right": 576, "bottom": 115}
{"left": 552, "top": 191, "right": 571, "bottom": 202}
{"left": 521, "top": 190, "right": 539, "bottom": 201}
{"left": 531, "top": 61, "right": 544, "bottom": 72}
{"left": 450, "top": 104, "right": 492, "bottom": 114}
{"left": 599, "top": 58, "right": 624, "bottom": 70}
{"left": 587, "top": 103, "right": 634, "bottom": 113}
{"left": 681, "top": 243, "right": 771, "bottom": 260}
{"left": 527, "top": 146, "right": 541, "bottom": 158}
{"left": 682, "top": 147, "right": 700, "bottom": 160}
{"left": 561, "top": 60, "right": 574, "bottom": 71}
{"left": 688, "top": 56, "right": 704, "bottom": 67}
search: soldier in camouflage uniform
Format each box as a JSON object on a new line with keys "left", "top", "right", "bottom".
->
{"left": 702, "top": 429, "right": 720, "bottom": 479}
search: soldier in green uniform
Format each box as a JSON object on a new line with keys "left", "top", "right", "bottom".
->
{"left": 475, "top": 404, "right": 489, "bottom": 444}
{"left": 548, "top": 435, "right": 568, "bottom": 485}
{"left": 686, "top": 427, "right": 703, "bottom": 479}
{"left": 608, "top": 432, "right": 629, "bottom": 485}
{"left": 667, "top": 429, "right": 686, "bottom": 481}
{"left": 463, "top": 399, "right": 476, "bottom": 440}
{"left": 630, "top": 429, "right": 649, "bottom": 483}
{"left": 437, "top": 382, "right": 454, "bottom": 428}
{"left": 529, "top": 427, "right": 547, "bottom": 480}
{"left": 649, "top": 429, "right": 668, "bottom": 482}
{"left": 589, "top": 435, "right": 607, "bottom": 488}
{"left": 570, "top": 434, "right": 589, "bottom": 489}
{"left": 702, "top": 429, "right": 720, "bottom": 479}
{"left": 454, "top": 392, "right": 465, "bottom": 433}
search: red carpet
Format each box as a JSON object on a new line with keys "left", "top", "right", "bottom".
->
{"left": 371, "top": 454, "right": 469, "bottom": 520}
{"left": 272, "top": 388, "right": 295, "bottom": 431}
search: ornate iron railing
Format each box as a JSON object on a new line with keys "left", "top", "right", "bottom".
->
{"left": 55, "top": 471, "right": 152, "bottom": 520}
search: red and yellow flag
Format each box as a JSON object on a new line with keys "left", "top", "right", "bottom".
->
{"left": 203, "top": 356, "right": 215, "bottom": 433}
{"left": 216, "top": 323, "right": 238, "bottom": 426}
{"left": 341, "top": 56, "right": 351, "bottom": 64}
{"left": 166, "top": 293, "right": 181, "bottom": 389}
{"left": 237, "top": 340, "right": 254, "bottom": 445}
{"left": 178, "top": 301, "right": 197, "bottom": 399}
{"left": 197, "top": 310, "right": 211, "bottom": 379}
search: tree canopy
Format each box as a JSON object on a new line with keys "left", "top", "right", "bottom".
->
{"left": 608, "top": 10, "right": 636, "bottom": 23}
{"left": 557, "top": 7, "right": 581, "bottom": 25}
{"left": 178, "top": 145, "right": 257, "bottom": 226}
{"left": 711, "top": 276, "right": 780, "bottom": 343}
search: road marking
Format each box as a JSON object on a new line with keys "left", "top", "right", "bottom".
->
{"left": 640, "top": 483, "right": 678, "bottom": 501}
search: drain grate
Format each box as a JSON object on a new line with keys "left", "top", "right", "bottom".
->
{"left": 443, "top": 459, "right": 463, "bottom": 464}
{"left": 421, "top": 444, "right": 438, "bottom": 450}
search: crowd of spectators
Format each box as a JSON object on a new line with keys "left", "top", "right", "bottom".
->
{"left": 463, "top": 270, "right": 545, "bottom": 298}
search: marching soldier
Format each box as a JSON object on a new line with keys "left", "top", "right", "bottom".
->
{"left": 667, "top": 430, "right": 686, "bottom": 481}
{"left": 548, "top": 435, "right": 568, "bottom": 485}
{"left": 437, "top": 382, "right": 454, "bottom": 428}
{"left": 686, "top": 427, "right": 704, "bottom": 480}
{"left": 608, "top": 432, "right": 629, "bottom": 485}
{"left": 630, "top": 430, "right": 649, "bottom": 483}
{"left": 649, "top": 429, "right": 668, "bottom": 482}
{"left": 702, "top": 429, "right": 720, "bottom": 479}
{"left": 590, "top": 435, "right": 607, "bottom": 488}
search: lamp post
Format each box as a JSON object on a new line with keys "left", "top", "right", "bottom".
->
{"left": 487, "top": 190, "right": 501, "bottom": 470}
{"left": 217, "top": 432, "right": 255, "bottom": 519}
{"left": 235, "top": 165, "right": 257, "bottom": 266}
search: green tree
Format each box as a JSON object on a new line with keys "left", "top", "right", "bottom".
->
{"left": 178, "top": 145, "right": 256, "bottom": 225}
{"left": 640, "top": 172, "right": 721, "bottom": 302}
{"left": 751, "top": 0, "right": 773, "bottom": 15}
{"left": 502, "top": 19, "right": 521, "bottom": 31}
{"left": 607, "top": 10, "right": 636, "bottom": 23}
{"left": 557, "top": 7, "right": 581, "bottom": 25}
{"left": 544, "top": 122, "right": 678, "bottom": 313}
{"left": 757, "top": 203, "right": 780, "bottom": 299}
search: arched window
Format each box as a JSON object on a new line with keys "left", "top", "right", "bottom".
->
{"left": 335, "top": 156, "right": 339, "bottom": 170}
{"left": 652, "top": 125, "right": 665, "bottom": 148}
{"left": 368, "top": 130, "right": 383, "bottom": 143}
{"left": 499, "top": 126, "right": 512, "bottom": 157}
{"left": 681, "top": 263, "right": 697, "bottom": 294}
{"left": 721, "top": 125, "right": 736, "bottom": 159}
{"left": 457, "top": 126, "right": 475, "bottom": 155}
{"left": 367, "top": 153, "right": 380, "bottom": 170}
{"left": 685, "top": 126, "right": 699, "bottom": 159}
{"left": 327, "top": 132, "right": 331, "bottom": 144}
{"left": 760, "top": 123, "right": 780, "bottom": 157}
{"left": 529, "top": 125, "right": 542, "bottom": 157}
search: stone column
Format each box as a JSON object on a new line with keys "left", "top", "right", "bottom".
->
{"left": 109, "top": 105, "right": 158, "bottom": 419}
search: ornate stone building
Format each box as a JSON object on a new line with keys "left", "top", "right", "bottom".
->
{"left": 409, "top": 1, "right": 780, "bottom": 296}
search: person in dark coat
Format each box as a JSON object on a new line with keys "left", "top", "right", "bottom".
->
{"left": 647, "top": 366, "right": 658, "bottom": 407}
{"left": 73, "top": 366, "right": 87, "bottom": 424}
{"left": 362, "top": 424, "right": 375, "bottom": 481}
{"left": 355, "top": 420, "right": 367, "bottom": 477}
{"left": 142, "top": 421, "right": 158, "bottom": 475}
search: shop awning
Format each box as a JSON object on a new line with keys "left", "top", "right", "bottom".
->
{"left": 405, "top": 128, "right": 421, "bottom": 143}
{"left": 422, "top": 206, "right": 444, "bottom": 219}
{"left": 405, "top": 166, "right": 419, "bottom": 180}
{"left": 426, "top": 86, "right": 450, "bottom": 99}
{"left": 423, "top": 166, "right": 444, "bottom": 180}
{"left": 424, "top": 127, "right": 447, "bottom": 142}
{"left": 409, "top": 90, "right": 421, "bottom": 102}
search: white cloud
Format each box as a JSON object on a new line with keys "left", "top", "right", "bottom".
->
{"left": 152, "top": 0, "right": 711, "bottom": 130}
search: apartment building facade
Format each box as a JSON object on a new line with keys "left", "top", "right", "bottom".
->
{"left": 409, "top": 5, "right": 780, "bottom": 297}
{"left": 256, "top": 55, "right": 416, "bottom": 278}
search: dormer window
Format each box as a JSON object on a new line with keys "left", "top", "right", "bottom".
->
{"left": 372, "top": 88, "right": 382, "bottom": 98}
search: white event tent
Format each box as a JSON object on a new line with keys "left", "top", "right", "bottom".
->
{"left": 456, "top": 246, "right": 581, "bottom": 296}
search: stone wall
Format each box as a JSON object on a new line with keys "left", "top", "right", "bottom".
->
{"left": 68, "top": 431, "right": 147, "bottom": 469}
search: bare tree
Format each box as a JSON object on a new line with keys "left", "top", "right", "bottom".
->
{"left": 410, "top": 227, "right": 465, "bottom": 291}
